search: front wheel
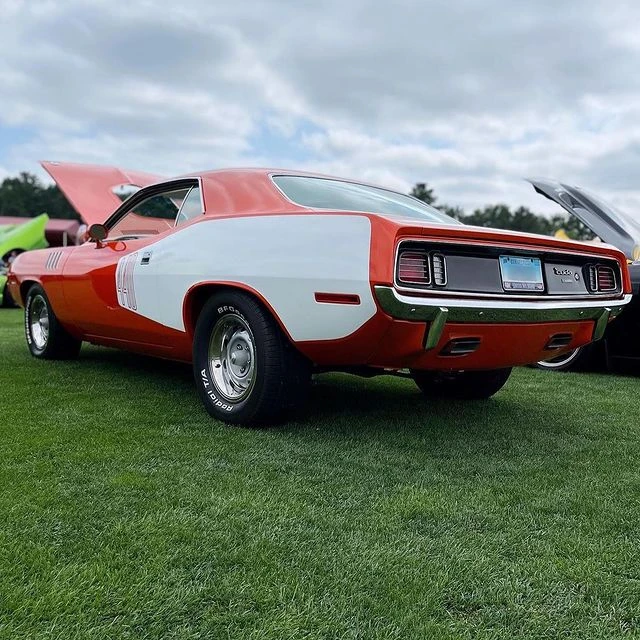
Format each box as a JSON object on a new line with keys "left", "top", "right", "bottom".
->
{"left": 192, "top": 291, "right": 311, "bottom": 425}
{"left": 24, "top": 284, "right": 81, "bottom": 359}
{"left": 411, "top": 368, "right": 512, "bottom": 400}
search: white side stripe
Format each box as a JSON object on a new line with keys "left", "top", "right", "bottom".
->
{"left": 115, "top": 215, "right": 375, "bottom": 342}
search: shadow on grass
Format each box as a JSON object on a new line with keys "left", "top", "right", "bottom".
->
{"left": 79, "top": 344, "right": 194, "bottom": 383}
{"left": 76, "top": 345, "right": 575, "bottom": 444}
{"left": 300, "top": 374, "right": 544, "bottom": 436}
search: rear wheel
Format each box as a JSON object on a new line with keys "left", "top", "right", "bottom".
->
{"left": 535, "top": 346, "right": 591, "bottom": 372}
{"left": 192, "top": 291, "right": 311, "bottom": 425}
{"left": 411, "top": 368, "right": 512, "bottom": 400}
{"left": 24, "top": 284, "right": 81, "bottom": 359}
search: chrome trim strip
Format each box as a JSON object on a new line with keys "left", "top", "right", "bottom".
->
{"left": 374, "top": 286, "right": 631, "bottom": 325}
{"left": 394, "top": 286, "right": 621, "bottom": 301}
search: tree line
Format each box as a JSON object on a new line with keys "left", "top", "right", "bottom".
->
{"left": 0, "top": 172, "right": 78, "bottom": 220}
{"left": 410, "top": 182, "right": 592, "bottom": 240}
{"left": 0, "top": 172, "right": 592, "bottom": 240}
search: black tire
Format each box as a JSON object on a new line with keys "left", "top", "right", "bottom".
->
{"left": 535, "top": 345, "right": 592, "bottom": 372}
{"left": 192, "top": 291, "right": 311, "bottom": 425}
{"left": 411, "top": 368, "right": 512, "bottom": 400}
{"left": 1, "top": 282, "right": 16, "bottom": 308}
{"left": 24, "top": 284, "right": 81, "bottom": 359}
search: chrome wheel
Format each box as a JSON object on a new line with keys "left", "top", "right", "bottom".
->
{"left": 536, "top": 347, "right": 582, "bottom": 370}
{"left": 207, "top": 313, "right": 256, "bottom": 402}
{"left": 29, "top": 294, "right": 49, "bottom": 350}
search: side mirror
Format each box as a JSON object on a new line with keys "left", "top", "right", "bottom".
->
{"left": 88, "top": 223, "right": 108, "bottom": 244}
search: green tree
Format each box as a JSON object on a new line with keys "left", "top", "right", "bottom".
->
{"left": 410, "top": 183, "right": 436, "bottom": 205}
{"left": 549, "top": 214, "right": 594, "bottom": 241}
{"left": 463, "top": 204, "right": 552, "bottom": 235}
{"left": 0, "top": 172, "right": 78, "bottom": 220}
{"left": 409, "top": 182, "right": 465, "bottom": 221}
{"left": 408, "top": 182, "right": 596, "bottom": 239}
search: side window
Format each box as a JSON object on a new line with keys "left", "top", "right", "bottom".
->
{"left": 175, "top": 186, "right": 203, "bottom": 227}
{"left": 108, "top": 187, "right": 191, "bottom": 239}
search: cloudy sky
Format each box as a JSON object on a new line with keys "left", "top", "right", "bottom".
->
{"left": 1, "top": 0, "right": 640, "bottom": 215}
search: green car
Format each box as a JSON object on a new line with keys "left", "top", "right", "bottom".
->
{"left": 0, "top": 214, "right": 49, "bottom": 306}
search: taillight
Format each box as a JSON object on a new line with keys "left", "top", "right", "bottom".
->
{"left": 587, "top": 265, "right": 598, "bottom": 291}
{"left": 596, "top": 265, "right": 616, "bottom": 291}
{"left": 585, "top": 264, "right": 617, "bottom": 292}
{"left": 397, "top": 250, "right": 448, "bottom": 286}
{"left": 398, "top": 251, "right": 430, "bottom": 284}
{"left": 431, "top": 253, "right": 447, "bottom": 286}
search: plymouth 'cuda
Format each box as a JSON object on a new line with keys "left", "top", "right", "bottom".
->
{"left": 7, "top": 163, "right": 632, "bottom": 424}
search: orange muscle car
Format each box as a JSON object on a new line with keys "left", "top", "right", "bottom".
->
{"left": 7, "top": 162, "right": 632, "bottom": 424}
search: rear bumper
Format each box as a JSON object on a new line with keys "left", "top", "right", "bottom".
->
{"left": 374, "top": 286, "right": 631, "bottom": 350}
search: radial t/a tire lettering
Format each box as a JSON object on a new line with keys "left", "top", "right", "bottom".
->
{"left": 192, "top": 291, "right": 311, "bottom": 425}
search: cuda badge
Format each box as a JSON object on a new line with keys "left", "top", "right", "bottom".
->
{"left": 116, "top": 252, "right": 138, "bottom": 311}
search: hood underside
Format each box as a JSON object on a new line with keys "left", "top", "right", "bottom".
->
{"left": 528, "top": 178, "right": 640, "bottom": 260}
{"left": 42, "top": 161, "right": 164, "bottom": 226}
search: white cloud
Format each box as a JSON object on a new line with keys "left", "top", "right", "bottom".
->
{"left": 1, "top": 0, "right": 640, "bottom": 216}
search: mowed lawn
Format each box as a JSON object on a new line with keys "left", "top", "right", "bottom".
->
{"left": 1, "top": 308, "right": 640, "bottom": 639}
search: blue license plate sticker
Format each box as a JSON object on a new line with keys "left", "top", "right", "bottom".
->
{"left": 499, "top": 256, "right": 544, "bottom": 291}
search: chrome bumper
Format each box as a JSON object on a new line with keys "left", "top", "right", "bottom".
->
{"left": 374, "top": 286, "right": 632, "bottom": 350}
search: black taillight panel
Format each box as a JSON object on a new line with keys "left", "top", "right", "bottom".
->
{"left": 396, "top": 240, "right": 622, "bottom": 297}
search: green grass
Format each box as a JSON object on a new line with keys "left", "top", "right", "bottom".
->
{"left": 1, "top": 307, "right": 640, "bottom": 639}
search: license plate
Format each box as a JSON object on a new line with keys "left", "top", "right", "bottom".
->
{"left": 499, "top": 256, "right": 544, "bottom": 291}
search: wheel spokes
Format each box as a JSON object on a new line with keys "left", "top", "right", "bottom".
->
{"left": 208, "top": 314, "right": 256, "bottom": 403}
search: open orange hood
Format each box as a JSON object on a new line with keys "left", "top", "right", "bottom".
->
{"left": 41, "top": 161, "right": 164, "bottom": 226}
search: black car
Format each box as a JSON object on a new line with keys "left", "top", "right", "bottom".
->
{"left": 530, "top": 179, "right": 640, "bottom": 372}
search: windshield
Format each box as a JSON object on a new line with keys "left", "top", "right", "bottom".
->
{"left": 273, "top": 175, "right": 460, "bottom": 224}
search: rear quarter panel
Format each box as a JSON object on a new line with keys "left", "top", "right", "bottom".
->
{"left": 119, "top": 213, "right": 378, "bottom": 343}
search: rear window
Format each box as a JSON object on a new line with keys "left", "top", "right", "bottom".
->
{"left": 272, "top": 175, "right": 459, "bottom": 224}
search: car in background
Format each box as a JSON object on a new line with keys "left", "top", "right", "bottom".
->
{"left": 530, "top": 179, "right": 640, "bottom": 372}
{"left": 0, "top": 214, "right": 49, "bottom": 307}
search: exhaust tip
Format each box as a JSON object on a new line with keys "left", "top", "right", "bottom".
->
{"left": 439, "top": 337, "right": 481, "bottom": 356}
{"left": 544, "top": 333, "right": 573, "bottom": 350}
